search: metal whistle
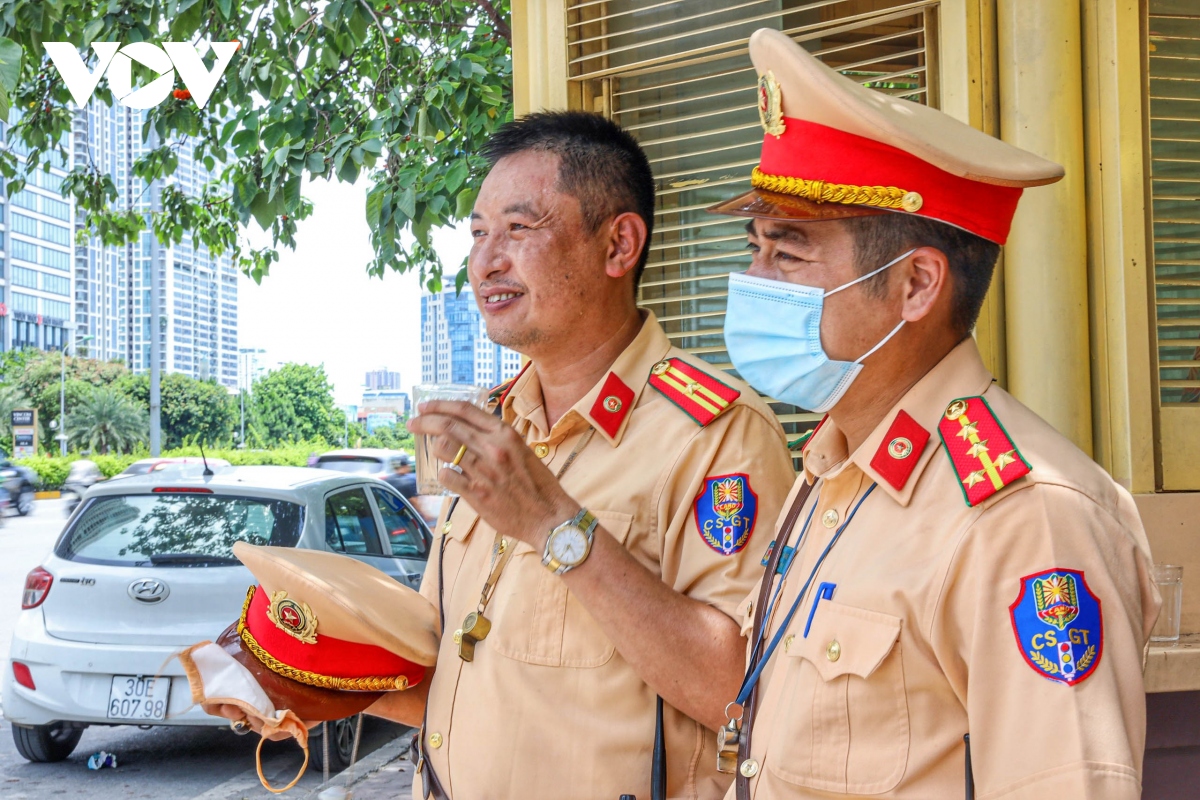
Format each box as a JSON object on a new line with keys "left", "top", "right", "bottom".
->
{"left": 716, "top": 720, "right": 740, "bottom": 774}
{"left": 456, "top": 611, "right": 492, "bottom": 662}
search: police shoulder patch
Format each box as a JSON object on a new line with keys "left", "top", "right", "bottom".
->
{"left": 649, "top": 358, "right": 740, "bottom": 427}
{"left": 938, "top": 396, "right": 1031, "bottom": 507}
{"left": 1009, "top": 568, "right": 1103, "bottom": 686}
{"left": 694, "top": 473, "right": 758, "bottom": 556}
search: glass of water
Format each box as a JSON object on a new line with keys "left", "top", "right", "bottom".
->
{"left": 411, "top": 384, "right": 489, "bottom": 496}
{"left": 1151, "top": 564, "right": 1184, "bottom": 644}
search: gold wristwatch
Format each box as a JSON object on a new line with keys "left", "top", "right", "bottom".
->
{"left": 541, "top": 508, "right": 598, "bottom": 575}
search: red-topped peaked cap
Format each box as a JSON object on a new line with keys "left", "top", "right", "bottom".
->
{"left": 708, "top": 29, "right": 1064, "bottom": 244}
{"left": 232, "top": 542, "right": 438, "bottom": 693}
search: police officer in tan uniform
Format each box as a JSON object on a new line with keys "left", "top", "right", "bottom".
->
{"left": 383, "top": 112, "right": 795, "bottom": 799}
{"left": 706, "top": 30, "right": 1161, "bottom": 800}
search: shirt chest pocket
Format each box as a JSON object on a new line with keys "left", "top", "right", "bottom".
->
{"left": 489, "top": 509, "right": 634, "bottom": 668}
{"left": 766, "top": 600, "right": 909, "bottom": 794}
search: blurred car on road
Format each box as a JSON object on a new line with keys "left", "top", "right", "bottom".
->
{"left": 0, "top": 456, "right": 39, "bottom": 516}
{"left": 313, "top": 449, "right": 410, "bottom": 479}
{"left": 108, "top": 456, "right": 233, "bottom": 481}
{"left": 60, "top": 459, "right": 104, "bottom": 517}
{"left": 3, "top": 465, "right": 432, "bottom": 771}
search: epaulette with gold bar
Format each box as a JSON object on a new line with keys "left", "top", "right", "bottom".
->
{"left": 648, "top": 357, "right": 740, "bottom": 427}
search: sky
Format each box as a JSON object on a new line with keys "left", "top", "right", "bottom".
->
{"left": 237, "top": 177, "right": 471, "bottom": 406}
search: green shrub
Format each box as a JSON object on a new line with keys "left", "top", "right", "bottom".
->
{"left": 17, "top": 455, "right": 72, "bottom": 490}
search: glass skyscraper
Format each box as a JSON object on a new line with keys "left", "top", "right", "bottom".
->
{"left": 73, "top": 100, "right": 239, "bottom": 387}
{"left": 2, "top": 110, "right": 74, "bottom": 353}
{"left": 420, "top": 287, "right": 521, "bottom": 388}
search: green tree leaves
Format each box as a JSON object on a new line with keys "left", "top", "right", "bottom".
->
{"left": 66, "top": 386, "right": 149, "bottom": 454}
{"left": 246, "top": 362, "right": 343, "bottom": 446}
{"left": 0, "top": 0, "right": 513, "bottom": 287}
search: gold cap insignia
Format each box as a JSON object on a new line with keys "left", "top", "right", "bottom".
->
{"left": 267, "top": 590, "right": 318, "bottom": 644}
{"left": 758, "top": 71, "right": 786, "bottom": 138}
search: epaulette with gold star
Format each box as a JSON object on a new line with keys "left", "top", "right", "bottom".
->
{"left": 938, "top": 396, "right": 1031, "bottom": 507}
{"left": 648, "top": 358, "right": 740, "bottom": 427}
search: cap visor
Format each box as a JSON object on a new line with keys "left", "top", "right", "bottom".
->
{"left": 707, "top": 187, "right": 891, "bottom": 221}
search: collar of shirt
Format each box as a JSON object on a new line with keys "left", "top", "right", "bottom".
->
{"left": 801, "top": 336, "right": 995, "bottom": 506}
{"left": 499, "top": 310, "right": 672, "bottom": 447}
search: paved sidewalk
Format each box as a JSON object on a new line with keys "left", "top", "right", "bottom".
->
{"left": 305, "top": 735, "right": 414, "bottom": 800}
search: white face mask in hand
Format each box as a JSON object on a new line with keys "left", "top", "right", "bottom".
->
{"left": 178, "top": 642, "right": 311, "bottom": 794}
{"left": 724, "top": 248, "right": 915, "bottom": 412}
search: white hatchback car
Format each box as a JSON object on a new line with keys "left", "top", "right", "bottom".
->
{"left": 3, "top": 465, "right": 432, "bottom": 768}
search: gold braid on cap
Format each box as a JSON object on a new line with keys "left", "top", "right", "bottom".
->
{"left": 236, "top": 586, "right": 413, "bottom": 692}
{"left": 750, "top": 167, "right": 923, "bottom": 212}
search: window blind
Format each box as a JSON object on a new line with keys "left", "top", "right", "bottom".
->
{"left": 1148, "top": 5, "right": 1200, "bottom": 407}
{"left": 567, "top": 0, "right": 938, "bottom": 460}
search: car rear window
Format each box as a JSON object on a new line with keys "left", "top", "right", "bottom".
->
{"left": 57, "top": 493, "right": 305, "bottom": 567}
{"left": 315, "top": 456, "right": 383, "bottom": 475}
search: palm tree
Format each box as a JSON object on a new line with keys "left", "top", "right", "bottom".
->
{"left": 0, "top": 384, "right": 31, "bottom": 447}
{"left": 67, "top": 387, "right": 148, "bottom": 454}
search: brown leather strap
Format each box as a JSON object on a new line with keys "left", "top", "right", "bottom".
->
{"left": 736, "top": 479, "right": 815, "bottom": 800}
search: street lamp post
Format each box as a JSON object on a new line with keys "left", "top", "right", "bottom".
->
{"left": 60, "top": 333, "right": 95, "bottom": 456}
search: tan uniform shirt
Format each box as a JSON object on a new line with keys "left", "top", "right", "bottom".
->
{"left": 732, "top": 338, "right": 1160, "bottom": 800}
{"left": 417, "top": 312, "right": 795, "bottom": 800}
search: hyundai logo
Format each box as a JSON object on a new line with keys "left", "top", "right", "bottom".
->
{"left": 127, "top": 578, "right": 169, "bottom": 604}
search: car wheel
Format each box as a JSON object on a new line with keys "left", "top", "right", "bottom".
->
{"left": 15, "top": 485, "right": 34, "bottom": 516}
{"left": 309, "top": 716, "right": 358, "bottom": 773}
{"left": 11, "top": 722, "right": 84, "bottom": 763}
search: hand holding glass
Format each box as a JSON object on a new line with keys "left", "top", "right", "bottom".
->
{"left": 411, "top": 384, "right": 489, "bottom": 496}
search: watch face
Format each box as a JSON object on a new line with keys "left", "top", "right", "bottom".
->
{"left": 550, "top": 527, "right": 588, "bottom": 566}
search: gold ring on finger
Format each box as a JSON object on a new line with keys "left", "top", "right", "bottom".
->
{"left": 451, "top": 444, "right": 468, "bottom": 467}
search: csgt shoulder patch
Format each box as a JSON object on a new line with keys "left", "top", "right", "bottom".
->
{"left": 694, "top": 473, "right": 758, "bottom": 556}
{"left": 1009, "top": 568, "right": 1103, "bottom": 686}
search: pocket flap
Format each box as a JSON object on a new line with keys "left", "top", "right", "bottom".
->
{"left": 444, "top": 502, "right": 480, "bottom": 542}
{"left": 593, "top": 509, "right": 633, "bottom": 546}
{"left": 789, "top": 600, "right": 901, "bottom": 682}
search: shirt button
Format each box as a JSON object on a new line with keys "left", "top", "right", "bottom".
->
{"left": 784, "top": 634, "right": 795, "bottom": 652}
{"left": 822, "top": 508, "right": 839, "bottom": 528}
{"left": 739, "top": 758, "right": 760, "bottom": 778}
{"left": 826, "top": 640, "right": 841, "bottom": 662}
{"left": 428, "top": 732, "right": 443, "bottom": 749}
{"left": 533, "top": 443, "right": 550, "bottom": 459}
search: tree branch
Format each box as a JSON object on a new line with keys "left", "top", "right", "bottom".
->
{"left": 476, "top": 0, "right": 511, "bottom": 44}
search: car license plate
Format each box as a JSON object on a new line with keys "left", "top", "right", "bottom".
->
{"left": 106, "top": 675, "right": 169, "bottom": 721}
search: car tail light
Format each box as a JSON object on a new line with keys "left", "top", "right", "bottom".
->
{"left": 151, "top": 487, "right": 213, "bottom": 494}
{"left": 21, "top": 567, "right": 53, "bottom": 609}
{"left": 11, "top": 661, "right": 34, "bottom": 690}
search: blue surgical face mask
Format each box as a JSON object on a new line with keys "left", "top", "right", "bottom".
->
{"left": 724, "top": 249, "right": 916, "bottom": 413}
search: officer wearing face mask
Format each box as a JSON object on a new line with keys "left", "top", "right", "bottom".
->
{"left": 707, "top": 29, "right": 1161, "bottom": 800}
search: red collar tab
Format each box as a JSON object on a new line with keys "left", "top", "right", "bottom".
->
{"left": 590, "top": 371, "right": 635, "bottom": 438}
{"left": 240, "top": 585, "right": 424, "bottom": 691}
{"left": 938, "top": 396, "right": 1031, "bottom": 507}
{"left": 648, "top": 358, "right": 740, "bottom": 427}
{"left": 869, "top": 410, "right": 930, "bottom": 491}
{"left": 758, "top": 119, "right": 1023, "bottom": 245}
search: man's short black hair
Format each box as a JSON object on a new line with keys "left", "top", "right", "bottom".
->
{"left": 482, "top": 111, "right": 656, "bottom": 289}
{"left": 841, "top": 214, "right": 1002, "bottom": 337}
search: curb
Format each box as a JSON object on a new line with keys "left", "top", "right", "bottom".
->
{"left": 34, "top": 491, "right": 60, "bottom": 499}
{"left": 303, "top": 733, "right": 411, "bottom": 799}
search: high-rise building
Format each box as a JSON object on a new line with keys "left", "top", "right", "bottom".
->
{"left": 420, "top": 287, "right": 521, "bottom": 388}
{"left": 73, "top": 101, "right": 239, "bottom": 387}
{"left": 365, "top": 368, "right": 402, "bottom": 391}
{"left": 2, "top": 111, "right": 75, "bottom": 353}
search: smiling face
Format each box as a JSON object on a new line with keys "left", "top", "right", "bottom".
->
{"left": 468, "top": 150, "right": 629, "bottom": 357}
{"left": 744, "top": 217, "right": 897, "bottom": 363}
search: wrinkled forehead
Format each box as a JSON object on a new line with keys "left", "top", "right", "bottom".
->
{"left": 473, "top": 150, "right": 584, "bottom": 224}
